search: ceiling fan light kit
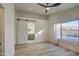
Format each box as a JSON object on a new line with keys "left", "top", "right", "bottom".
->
{"left": 46, "top": 7, "right": 50, "bottom": 10}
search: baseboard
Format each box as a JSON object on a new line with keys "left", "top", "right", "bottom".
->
{"left": 15, "top": 41, "right": 47, "bottom": 46}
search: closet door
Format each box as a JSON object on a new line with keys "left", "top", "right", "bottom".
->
{"left": 0, "top": 8, "right": 4, "bottom": 56}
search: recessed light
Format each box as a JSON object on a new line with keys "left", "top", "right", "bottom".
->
{"left": 28, "top": 8, "right": 31, "bottom": 10}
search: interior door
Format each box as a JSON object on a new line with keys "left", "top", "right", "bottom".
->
{"left": 0, "top": 8, "right": 4, "bottom": 56}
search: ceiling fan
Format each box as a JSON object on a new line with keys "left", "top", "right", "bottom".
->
{"left": 37, "top": 3, "right": 61, "bottom": 13}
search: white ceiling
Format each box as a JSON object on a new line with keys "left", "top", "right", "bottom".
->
{"left": 15, "top": 3, "right": 79, "bottom": 16}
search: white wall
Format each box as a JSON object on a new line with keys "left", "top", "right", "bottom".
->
{"left": 2, "top": 4, "right": 15, "bottom": 56}
{"left": 35, "top": 19, "right": 48, "bottom": 42}
{"left": 16, "top": 11, "right": 48, "bottom": 44}
{"left": 48, "top": 6, "right": 79, "bottom": 53}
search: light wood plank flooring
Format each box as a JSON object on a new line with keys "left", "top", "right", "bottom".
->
{"left": 15, "top": 42, "right": 79, "bottom": 56}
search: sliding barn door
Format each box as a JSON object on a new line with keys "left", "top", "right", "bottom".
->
{"left": 18, "top": 20, "right": 28, "bottom": 44}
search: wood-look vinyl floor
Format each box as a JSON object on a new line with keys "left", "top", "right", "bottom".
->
{"left": 15, "top": 42, "right": 79, "bottom": 56}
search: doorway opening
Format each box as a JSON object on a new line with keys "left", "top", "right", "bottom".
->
{"left": 28, "top": 21, "right": 35, "bottom": 41}
{"left": 0, "top": 4, "right": 4, "bottom": 56}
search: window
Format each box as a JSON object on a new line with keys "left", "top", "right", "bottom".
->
{"left": 54, "top": 20, "right": 79, "bottom": 42}
{"left": 54, "top": 24, "right": 61, "bottom": 40}
{"left": 62, "top": 20, "right": 79, "bottom": 42}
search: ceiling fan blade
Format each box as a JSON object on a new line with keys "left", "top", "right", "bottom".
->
{"left": 49, "top": 3, "right": 61, "bottom": 7}
{"left": 37, "top": 3, "right": 47, "bottom": 8}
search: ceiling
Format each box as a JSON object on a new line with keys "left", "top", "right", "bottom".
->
{"left": 15, "top": 3, "right": 79, "bottom": 16}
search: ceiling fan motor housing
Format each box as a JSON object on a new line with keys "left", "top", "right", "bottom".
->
{"left": 37, "top": 3, "right": 61, "bottom": 13}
